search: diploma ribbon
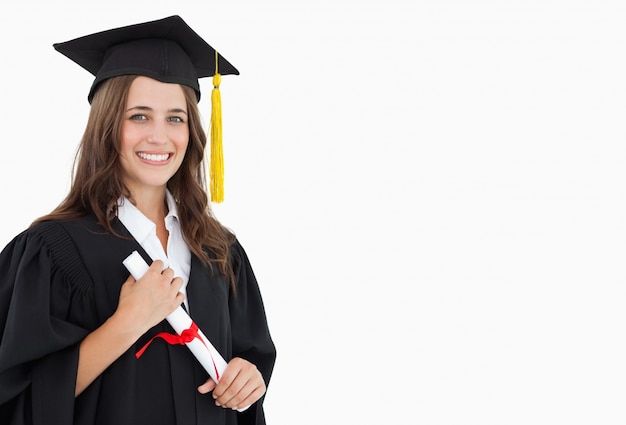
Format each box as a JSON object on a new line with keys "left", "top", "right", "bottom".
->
{"left": 135, "top": 321, "right": 221, "bottom": 381}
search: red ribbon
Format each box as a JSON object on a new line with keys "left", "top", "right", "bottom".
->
{"left": 135, "top": 321, "right": 221, "bottom": 381}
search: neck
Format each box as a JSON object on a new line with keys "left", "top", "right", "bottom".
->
{"left": 128, "top": 186, "right": 170, "bottom": 253}
{"left": 129, "top": 186, "right": 168, "bottom": 223}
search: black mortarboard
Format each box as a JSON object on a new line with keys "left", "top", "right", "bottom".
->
{"left": 53, "top": 15, "right": 239, "bottom": 203}
{"left": 52, "top": 15, "right": 239, "bottom": 103}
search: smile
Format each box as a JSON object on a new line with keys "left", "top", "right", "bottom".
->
{"left": 137, "top": 152, "right": 171, "bottom": 162}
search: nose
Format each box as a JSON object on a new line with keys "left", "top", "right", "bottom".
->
{"left": 147, "top": 121, "right": 167, "bottom": 144}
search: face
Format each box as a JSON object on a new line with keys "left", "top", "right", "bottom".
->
{"left": 119, "top": 76, "right": 189, "bottom": 195}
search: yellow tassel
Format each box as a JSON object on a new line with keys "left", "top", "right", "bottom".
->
{"left": 210, "top": 52, "right": 224, "bottom": 203}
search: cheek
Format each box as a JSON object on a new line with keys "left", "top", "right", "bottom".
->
{"left": 119, "top": 139, "right": 135, "bottom": 161}
{"left": 176, "top": 130, "right": 190, "bottom": 153}
{"left": 120, "top": 125, "right": 137, "bottom": 154}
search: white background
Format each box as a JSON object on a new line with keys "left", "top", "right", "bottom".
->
{"left": 1, "top": 1, "right": 626, "bottom": 424}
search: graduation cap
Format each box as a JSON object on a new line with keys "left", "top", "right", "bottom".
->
{"left": 53, "top": 15, "right": 238, "bottom": 203}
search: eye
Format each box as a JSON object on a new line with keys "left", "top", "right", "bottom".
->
{"left": 168, "top": 116, "right": 185, "bottom": 123}
{"left": 129, "top": 114, "right": 148, "bottom": 121}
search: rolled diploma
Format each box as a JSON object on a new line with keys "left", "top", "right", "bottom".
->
{"left": 122, "top": 251, "right": 227, "bottom": 382}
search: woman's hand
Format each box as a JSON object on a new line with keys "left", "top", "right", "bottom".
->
{"left": 76, "top": 260, "right": 183, "bottom": 396}
{"left": 197, "top": 357, "right": 266, "bottom": 410}
{"left": 115, "top": 259, "right": 184, "bottom": 335}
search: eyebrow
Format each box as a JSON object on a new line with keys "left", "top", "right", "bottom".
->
{"left": 125, "top": 106, "right": 188, "bottom": 115}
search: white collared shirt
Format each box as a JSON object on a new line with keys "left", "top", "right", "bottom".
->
{"left": 117, "top": 190, "right": 192, "bottom": 310}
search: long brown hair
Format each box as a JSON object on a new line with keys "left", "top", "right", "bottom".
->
{"left": 34, "top": 75, "right": 235, "bottom": 285}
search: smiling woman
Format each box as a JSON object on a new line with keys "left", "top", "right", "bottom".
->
{"left": 0, "top": 15, "right": 275, "bottom": 425}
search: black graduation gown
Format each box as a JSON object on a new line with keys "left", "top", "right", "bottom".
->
{"left": 0, "top": 216, "right": 276, "bottom": 425}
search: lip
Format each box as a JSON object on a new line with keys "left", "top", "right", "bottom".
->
{"left": 136, "top": 151, "right": 173, "bottom": 164}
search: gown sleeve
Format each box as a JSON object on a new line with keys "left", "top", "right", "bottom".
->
{"left": 0, "top": 223, "right": 91, "bottom": 425}
{"left": 228, "top": 239, "right": 276, "bottom": 425}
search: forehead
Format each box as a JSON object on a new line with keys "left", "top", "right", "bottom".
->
{"left": 126, "top": 76, "right": 187, "bottom": 108}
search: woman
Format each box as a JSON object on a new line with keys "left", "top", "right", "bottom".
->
{"left": 0, "top": 16, "right": 275, "bottom": 425}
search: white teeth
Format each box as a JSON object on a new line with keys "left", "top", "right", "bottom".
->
{"left": 138, "top": 152, "right": 169, "bottom": 162}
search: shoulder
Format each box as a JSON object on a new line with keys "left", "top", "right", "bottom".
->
{"left": 228, "top": 235, "right": 248, "bottom": 265}
{"left": 15, "top": 215, "right": 116, "bottom": 268}
{"left": 2, "top": 220, "right": 74, "bottom": 257}
{"left": 28, "top": 216, "right": 135, "bottom": 269}
{"left": 228, "top": 236, "right": 263, "bottom": 289}
{"left": 24, "top": 218, "right": 98, "bottom": 274}
{"left": 0, "top": 218, "right": 98, "bottom": 295}
{"left": 26, "top": 216, "right": 101, "bottom": 250}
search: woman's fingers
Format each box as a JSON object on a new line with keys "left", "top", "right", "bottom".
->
{"left": 197, "top": 378, "right": 217, "bottom": 394}
{"left": 211, "top": 358, "right": 266, "bottom": 410}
